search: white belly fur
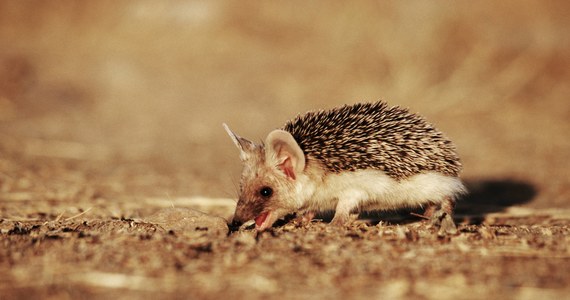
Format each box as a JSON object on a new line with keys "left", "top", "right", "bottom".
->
{"left": 301, "top": 170, "right": 466, "bottom": 212}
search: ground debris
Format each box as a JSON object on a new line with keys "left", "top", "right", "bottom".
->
{"left": 145, "top": 207, "right": 229, "bottom": 239}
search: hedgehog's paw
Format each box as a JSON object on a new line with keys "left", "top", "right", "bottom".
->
{"left": 329, "top": 213, "right": 354, "bottom": 227}
{"left": 294, "top": 211, "right": 316, "bottom": 226}
{"left": 329, "top": 217, "right": 348, "bottom": 227}
{"left": 430, "top": 210, "right": 458, "bottom": 235}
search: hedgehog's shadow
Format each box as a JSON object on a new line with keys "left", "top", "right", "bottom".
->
{"left": 454, "top": 179, "right": 537, "bottom": 224}
{"left": 348, "top": 179, "right": 537, "bottom": 225}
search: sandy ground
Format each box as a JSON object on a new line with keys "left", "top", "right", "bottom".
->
{"left": 1, "top": 2, "right": 569, "bottom": 299}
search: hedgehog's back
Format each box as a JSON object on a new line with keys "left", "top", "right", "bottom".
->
{"left": 282, "top": 102, "right": 462, "bottom": 180}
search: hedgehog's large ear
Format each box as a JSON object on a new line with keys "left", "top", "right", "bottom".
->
{"left": 223, "top": 123, "right": 256, "bottom": 161}
{"left": 265, "top": 130, "right": 305, "bottom": 180}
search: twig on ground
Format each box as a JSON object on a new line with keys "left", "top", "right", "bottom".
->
{"left": 65, "top": 207, "right": 93, "bottom": 221}
{"left": 410, "top": 212, "right": 430, "bottom": 220}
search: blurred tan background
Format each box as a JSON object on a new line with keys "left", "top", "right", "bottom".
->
{"left": 1, "top": 1, "right": 569, "bottom": 208}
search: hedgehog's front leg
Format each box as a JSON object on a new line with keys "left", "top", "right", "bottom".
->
{"left": 330, "top": 191, "right": 362, "bottom": 226}
{"left": 294, "top": 210, "right": 316, "bottom": 225}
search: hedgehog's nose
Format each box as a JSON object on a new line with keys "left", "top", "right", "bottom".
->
{"left": 229, "top": 219, "right": 243, "bottom": 229}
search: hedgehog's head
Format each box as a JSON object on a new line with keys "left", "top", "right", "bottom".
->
{"left": 223, "top": 124, "right": 306, "bottom": 231}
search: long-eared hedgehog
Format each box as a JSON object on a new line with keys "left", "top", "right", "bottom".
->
{"left": 224, "top": 101, "right": 466, "bottom": 231}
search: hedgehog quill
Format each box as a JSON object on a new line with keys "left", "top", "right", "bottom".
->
{"left": 224, "top": 101, "right": 466, "bottom": 231}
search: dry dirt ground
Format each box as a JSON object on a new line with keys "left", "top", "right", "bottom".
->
{"left": 1, "top": 2, "right": 569, "bottom": 299}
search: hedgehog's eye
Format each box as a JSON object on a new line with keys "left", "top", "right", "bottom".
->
{"left": 259, "top": 186, "right": 273, "bottom": 198}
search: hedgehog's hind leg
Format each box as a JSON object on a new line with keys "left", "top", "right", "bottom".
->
{"left": 441, "top": 196, "right": 456, "bottom": 216}
{"left": 423, "top": 203, "right": 438, "bottom": 218}
{"left": 423, "top": 197, "right": 455, "bottom": 216}
{"left": 425, "top": 197, "right": 457, "bottom": 234}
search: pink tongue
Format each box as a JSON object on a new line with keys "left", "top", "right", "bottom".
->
{"left": 255, "top": 212, "right": 269, "bottom": 227}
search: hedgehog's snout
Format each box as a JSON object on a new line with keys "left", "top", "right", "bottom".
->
{"left": 232, "top": 199, "right": 263, "bottom": 224}
{"left": 231, "top": 206, "right": 249, "bottom": 225}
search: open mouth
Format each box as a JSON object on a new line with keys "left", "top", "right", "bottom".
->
{"left": 254, "top": 211, "right": 272, "bottom": 231}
